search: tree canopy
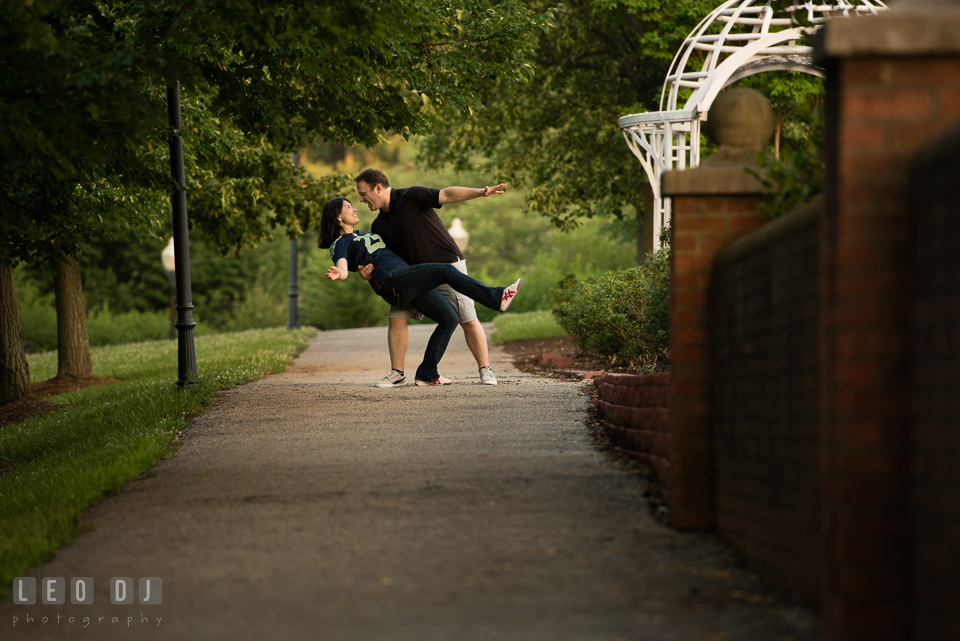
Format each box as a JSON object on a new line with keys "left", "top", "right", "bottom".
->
{"left": 0, "top": 0, "right": 551, "bottom": 402}
{"left": 419, "top": 0, "right": 823, "bottom": 230}
{"left": 1, "top": 0, "right": 551, "bottom": 263}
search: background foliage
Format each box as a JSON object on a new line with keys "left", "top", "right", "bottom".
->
{"left": 419, "top": 0, "right": 715, "bottom": 229}
{"left": 2, "top": 0, "right": 550, "bottom": 265}
{"left": 418, "top": 0, "right": 825, "bottom": 232}
{"left": 8, "top": 0, "right": 828, "bottom": 365}
{"left": 14, "top": 139, "right": 638, "bottom": 351}
{"left": 553, "top": 234, "right": 670, "bottom": 367}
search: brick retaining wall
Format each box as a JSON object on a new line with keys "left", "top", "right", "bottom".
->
{"left": 595, "top": 373, "right": 671, "bottom": 500}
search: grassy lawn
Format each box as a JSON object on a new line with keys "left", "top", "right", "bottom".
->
{"left": 491, "top": 310, "right": 567, "bottom": 344}
{"left": 0, "top": 327, "right": 315, "bottom": 598}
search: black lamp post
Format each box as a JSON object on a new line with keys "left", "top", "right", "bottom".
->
{"left": 287, "top": 237, "right": 300, "bottom": 330}
{"left": 287, "top": 152, "right": 300, "bottom": 330}
{"left": 167, "top": 81, "right": 197, "bottom": 388}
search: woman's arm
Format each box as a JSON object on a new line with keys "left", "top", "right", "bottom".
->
{"left": 326, "top": 258, "right": 350, "bottom": 281}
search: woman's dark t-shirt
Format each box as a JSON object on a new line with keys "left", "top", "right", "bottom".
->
{"left": 370, "top": 186, "right": 463, "bottom": 265}
{"left": 330, "top": 231, "right": 407, "bottom": 287}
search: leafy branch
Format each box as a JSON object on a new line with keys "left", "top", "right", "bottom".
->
{"left": 748, "top": 146, "right": 822, "bottom": 219}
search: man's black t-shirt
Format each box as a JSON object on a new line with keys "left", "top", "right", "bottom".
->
{"left": 370, "top": 186, "right": 463, "bottom": 266}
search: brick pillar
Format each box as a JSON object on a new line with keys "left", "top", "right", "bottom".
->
{"left": 661, "top": 88, "right": 773, "bottom": 529}
{"left": 815, "top": 8, "right": 960, "bottom": 640}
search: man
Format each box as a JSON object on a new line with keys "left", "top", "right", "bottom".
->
{"left": 354, "top": 167, "right": 508, "bottom": 387}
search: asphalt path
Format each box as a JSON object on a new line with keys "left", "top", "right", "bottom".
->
{"left": 3, "top": 324, "right": 819, "bottom": 640}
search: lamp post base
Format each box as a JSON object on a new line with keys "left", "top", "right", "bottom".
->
{"left": 175, "top": 316, "right": 198, "bottom": 389}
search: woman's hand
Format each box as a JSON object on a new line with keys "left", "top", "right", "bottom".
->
{"left": 329, "top": 257, "right": 350, "bottom": 281}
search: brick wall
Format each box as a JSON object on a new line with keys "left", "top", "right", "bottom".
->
{"left": 820, "top": 53, "right": 960, "bottom": 641}
{"left": 595, "top": 373, "right": 671, "bottom": 498}
{"left": 909, "top": 124, "right": 960, "bottom": 641}
{"left": 604, "top": 15, "right": 960, "bottom": 638}
{"left": 711, "top": 200, "right": 822, "bottom": 606}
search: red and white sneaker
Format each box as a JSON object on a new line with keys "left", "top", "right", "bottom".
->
{"left": 500, "top": 278, "right": 523, "bottom": 312}
{"left": 415, "top": 375, "right": 453, "bottom": 386}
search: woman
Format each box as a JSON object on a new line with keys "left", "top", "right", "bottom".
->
{"left": 318, "top": 198, "right": 522, "bottom": 386}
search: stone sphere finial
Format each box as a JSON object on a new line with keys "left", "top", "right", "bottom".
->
{"left": 700, "top": 88, "right": 775, "bottom": 169}
{"left": 707, "top": 88, "right": 775, "bottom": 152}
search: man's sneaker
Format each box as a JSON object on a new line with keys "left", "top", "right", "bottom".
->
{"left": 415, "top": 376, "right": 453, "bottom": 386}
{"left": 479, "top": 366, "right": 498, "bottom": 385}
{"left": 375, "top": 369, "right": 406, "bottom": 388}
{"left": 500, "top": 278, "right": 523, "bottom": 312}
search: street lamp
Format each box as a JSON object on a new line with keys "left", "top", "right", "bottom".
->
{"left": 161, "top": 237, "right": 176, "bottom": 340}
{"left": 166, "top": 81, "right": 198, "bottom": 388}
{"left": 287, "top": 152, "right": 301, "bottom": 330}
{"left": 448, "top": 218, "right": 469, "bottom": 253}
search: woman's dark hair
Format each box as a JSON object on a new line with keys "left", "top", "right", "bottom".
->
{"left": 318, "top": 198, "right": 348, "bottom": 249}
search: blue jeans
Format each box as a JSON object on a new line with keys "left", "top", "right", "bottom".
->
{"left": 375, "top": 264, "right": 505, "bottom": 382}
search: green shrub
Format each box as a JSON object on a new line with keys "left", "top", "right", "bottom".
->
{"left": 299, "top": 255, "right": 387, "bottom": 330}
{"left": 87, "top": 303, "right": 174, "bottom": 346}
{"left": 552, "top": 244, "right": 670, "bottom": 367}
{"left": 12, "top": 266, "right": 57, "bottom": 353}
{"left": 749, "top": 146, "right": 822, "bottom": 219}
{"left": 220, "top": 268, "right": 288, "bottom": 332}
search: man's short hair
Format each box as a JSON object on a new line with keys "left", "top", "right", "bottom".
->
{"left": 355, "top": 168, "right": 389, "bottom": 188}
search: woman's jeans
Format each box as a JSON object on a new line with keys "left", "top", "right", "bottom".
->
{"left": 375, "top": 263, "right": 505, "bottom": 382}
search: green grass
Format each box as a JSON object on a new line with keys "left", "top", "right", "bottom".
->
{"left": 0, "top": 327, "right": 316, "bottom": 598}
{"left": 491, "top": 310, "right": 568, "bottom": 344}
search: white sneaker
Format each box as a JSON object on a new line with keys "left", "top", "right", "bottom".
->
{"left": 415, "top": 376, "right": 453, "bottom": 386}
{"left": 374, "top": 369, "right": 406, "bottom": 388}
{"left": 500, "top": 278, "right": 523, "bottom": 312}
{"left": 479, "top": 366, "right": 498, "bottom": 385}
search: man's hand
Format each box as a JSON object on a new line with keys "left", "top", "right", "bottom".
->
{"left": 479, "top": 183, "right": 507, "bottom": 197}
{"left": 358, "top": 263, "right": 374, "bottom": 281}
{"left": 326, "top": 266, "right": 341, "bottom": 281}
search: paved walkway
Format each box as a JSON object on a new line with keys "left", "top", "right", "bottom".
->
{"left": 4, "top": 325, "right": 819, "bottom": 640}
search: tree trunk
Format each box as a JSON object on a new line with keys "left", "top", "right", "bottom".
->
{"left": 54, "top": 254, "right": 93, "bottom": 379}
{"left": 0, "top": 243, "right": 30, "bottom": 405}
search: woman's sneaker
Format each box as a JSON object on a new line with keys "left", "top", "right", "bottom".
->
{"left": 500, "top": 278, "right": 523, "bottom": 312}
{"left": 415, "top": 376, "right": 452, "bottom": 386}
{"left": 375, "top": 369, "right": 406, "bottom": 388}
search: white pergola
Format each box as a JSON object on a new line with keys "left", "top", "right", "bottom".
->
{"left": 618, "top": 0, "right": 888, "bottom": 250}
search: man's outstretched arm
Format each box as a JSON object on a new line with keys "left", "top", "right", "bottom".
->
{"left": 438, "top": 183, "right": 507, "bottom": 205}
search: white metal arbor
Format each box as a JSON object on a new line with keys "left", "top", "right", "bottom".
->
{"left": 618, "top": 0, "right": 888, "bottom": 250}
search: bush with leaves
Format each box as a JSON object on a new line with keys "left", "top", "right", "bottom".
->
{"left": 746, "top": 103, "right": 824, "bottom": 219}
{"left": 748, "top": 144, "right": 823, "bottom": 219}
{"left": 552, "top": 243, "right": 670, "bottom": 368}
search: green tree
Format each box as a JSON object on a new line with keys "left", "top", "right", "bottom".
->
{"left": 738, "top": 72, "right": 823, "bottom": 160}
{"left": 420, "top": 0, "right": 827, "bottom": 231}
{"left": 1, "top": 0, "right": 549, "bottom": 403}
{"left": 419, "top": 0, "right": 715, "bottom": 230}
{"left": 1, "top": 0, "right": 167, "bottom": 392}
